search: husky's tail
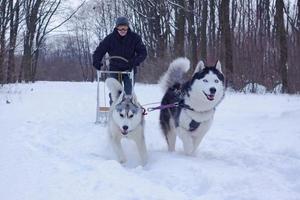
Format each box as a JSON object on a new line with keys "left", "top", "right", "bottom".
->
{"left": 159, "top": 57, "right": 190, "bottom": 92}
{"left": 105, "top": 78, "right": 123, "bottom": 102}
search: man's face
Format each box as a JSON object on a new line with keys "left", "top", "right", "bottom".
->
{"left": 116, "top": 25, "right": 128, "bottom": 36}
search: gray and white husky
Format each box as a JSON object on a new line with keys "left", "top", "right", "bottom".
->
{"left": 159, "top": 57, "right": 225, "bottom": 155}
{"left": 106, "top": 78, "right": 147, "bottom": 165}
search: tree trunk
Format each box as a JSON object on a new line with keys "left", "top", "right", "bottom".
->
{"left": 0, "top": 0, "right": 8, "bottom": 84}
{"left": 219, "top": 0, "right": 233, "bottom": 86}
{"left": 297, "top": 0, "right": 300, "bottom": 48}
{"left": 7, "top": 0, "right": 20, "bottom": 83}
{"left": 265, "top": 0, "right": 271, "bottom": 38}
{"left": 6, "top": 0, "right": 20, "bottom": 83}
{"left": 275, "top": 0, "right": 288, "bottom": 93}
{"left": 208, "top": 0, "right": 216, "bottom": 61}
{"left": 174, "top": 0, "right": 185, "bottom": 57}
{"left": 187, "top": 0, "right": 197, "bottom": 68}
{"left": 20, "top": 0, "right": 42, "bottom": 83}
{"left": 200, "top": 0, "right": 208, "bottom": 61}
{"left": 154, "top": 2, "right": 166, "bottom": 58}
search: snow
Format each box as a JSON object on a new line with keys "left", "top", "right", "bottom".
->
{"left": 1, "top": 81, "right": 300, "bottom": 200}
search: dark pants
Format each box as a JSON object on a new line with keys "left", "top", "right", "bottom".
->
{"left": 109, "top": 73, "right": 134, "bottom": 95}
{"left": 109, "top": 72, "right": 135, "bottom": 105}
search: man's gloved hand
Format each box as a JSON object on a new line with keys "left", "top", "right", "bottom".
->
{"left": 93, "top": 62, "right": 102, "bottom": 70}
{"left": 127, "top": 60, "right": 136, "bottom": 70}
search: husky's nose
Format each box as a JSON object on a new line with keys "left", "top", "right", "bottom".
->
{"left": 210, "top": 87, "right": 216, "bottom": 94}
{"left": 122, "top": 125, "right": 128, "bottom": 131}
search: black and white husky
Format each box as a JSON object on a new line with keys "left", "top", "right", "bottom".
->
{"left": 159, "top": 57, "right": 225, "bottom": 155}
{"left": 106, "top": 78, "right": 147, "bottom": 165}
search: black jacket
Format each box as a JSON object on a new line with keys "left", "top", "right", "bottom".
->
{"left": 92, "top": 28, "right": 147, "bottom": 71}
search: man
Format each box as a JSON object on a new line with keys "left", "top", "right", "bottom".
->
{"left": 92, "top": 16, "right": 147, "bottom": 95}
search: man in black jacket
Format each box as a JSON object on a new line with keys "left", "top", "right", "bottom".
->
{"left": 92, "top": 16, "right": 147, "bottom": 95}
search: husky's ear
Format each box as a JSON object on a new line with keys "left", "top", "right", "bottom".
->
{"left": 106, "top": 78, "right": 123, "bottom": 102}
{"left": 194, "top": 60, "right": 205, "bottom": 74}
{"left": 215, "top": 60, "right": 222, "bottom": 73}
{"left": 115, "top": 92, "right": 126, "bottom": 104}
{"left": 130, "top": 93, "right": 138, "bottom": 104}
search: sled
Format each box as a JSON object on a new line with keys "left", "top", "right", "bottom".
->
{"left": 95, "top": 56, "right": 134, "bottom": 125}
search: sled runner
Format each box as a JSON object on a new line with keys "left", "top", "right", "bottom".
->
{"left": 95, "top": 56, "right": 134, "bottom": 125}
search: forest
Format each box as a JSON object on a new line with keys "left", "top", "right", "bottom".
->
{"left": 0, "top": 0, "right": 299, "bottom": 93}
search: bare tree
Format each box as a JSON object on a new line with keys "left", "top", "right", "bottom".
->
{"left": 296, "top": 0, "right": 300, "bottom": 48}
{"left": 174, "top": 0, "right": 185, "bottom": 57}
{"left": 0, "top": 0, "right": 10, "bottom": 84}
{"left": 19, "top": 0, "right": 43, "bottom": 82}
{"left": 219, "top": 0, "right": 233, "bottom": 86}
{"left": 72, "top": 13, "right": 94, "bottom": 81}
{"left": 19, "top": 0, "right": 84, "bottom": 82}
{"left": 6, "top": 0, "right": 20, "bottom": 83}
{"left": 29, "top": 0, "right": 62, "bottom": 82}
{"left": 275, "top": 0, "right": 288, "bottom": 92}
{"left": 208, "top": 0, "right": 216, "bottom": 62}
{"left": 199, "top": 0, "right": 208, "bottom": 61}
{"left": 186, "top": 0, "right": 197, "bottom": 68}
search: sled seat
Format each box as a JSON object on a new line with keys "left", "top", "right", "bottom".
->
{"left": 99, "top": 106, "right": 110, "bottom": 112}
{"left": 96, "top": 106, "right": 110, "bottom": 125}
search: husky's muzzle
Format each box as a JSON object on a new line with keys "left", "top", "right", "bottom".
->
{"left": 121, "top": 125, "right": 129, "bottom": 135}
{"left": 203, "top": 87, "right": 216, "bottom": 101}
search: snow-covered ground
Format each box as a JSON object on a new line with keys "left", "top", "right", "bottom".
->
{"left": 0, "top": 81, "right": 300, "bottom": 200}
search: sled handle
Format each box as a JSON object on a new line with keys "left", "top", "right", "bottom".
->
{"left": 102, "top": 56, "right": 128, "bottom": 69}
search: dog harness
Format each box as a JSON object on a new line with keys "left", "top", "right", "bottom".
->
{"left": 189, "top": 120, "right": 201, "bottom": 131}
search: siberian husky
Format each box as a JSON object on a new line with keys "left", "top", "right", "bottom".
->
{"left": 106, "top": 78, "right": 147, "bottom": 165}
{"left": 159, "top": 57, "right": 225, "bottom": 155}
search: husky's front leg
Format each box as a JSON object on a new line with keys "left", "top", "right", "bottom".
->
{"left": 110, "top": 135, "right": 127, "bottom": 163}
{"left": 178, "top": 127, "right": 194, "bottom": 155}
{"left": 166, "top": 118, "right": 176, "bottom": 152}
{"left": 133, "top": 130, "right": 148, "bottom": 166}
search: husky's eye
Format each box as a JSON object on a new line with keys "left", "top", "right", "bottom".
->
{"left": 215, "top": 80, "right": 219, "bottom": 83}
{"left": 128, "top": 114, "right": 134, "bottom": 118}
{"left": 120, "top": 113, "right": 124, "bottom": 118}
{"left": 203, "top": 79, "right": 208, "bottom": 83}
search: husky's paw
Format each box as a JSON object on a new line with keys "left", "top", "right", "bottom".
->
{"left": 183, "top": 144, "right": 195, "bottom": 156}
{"left": 118, "top": 157, "right": 127, "bottom": 164}
{"left": 184, "top": 151, "right": 196, "bottom": 156}
{"left": 167, "top": 146, "right": 175, "bottom": 152}
{"left": 140, "top": 156, "right": 148, "bottom": 166}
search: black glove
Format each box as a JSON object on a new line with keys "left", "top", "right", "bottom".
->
{"left": 127, "top": 60, "right": 136, "bottom": 70}
{"left": 93, "top": 62, "right": 102, "bottom": 70}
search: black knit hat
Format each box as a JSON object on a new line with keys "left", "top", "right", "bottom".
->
{"left": 115, "top": 16, "right": 129, "bottom": 27}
